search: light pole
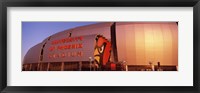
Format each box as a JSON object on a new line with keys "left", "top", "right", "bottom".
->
{"left": 123, "top": 60, "right": 127, "bottom": 71}
{"left": 149, "top": 61, "right": 154, "bottom": 71}
{"left": 89, "top": 57, "right": 93, "bottom": 71}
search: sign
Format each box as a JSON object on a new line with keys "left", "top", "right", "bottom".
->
{"left": 42, "top": 34, "right": 96, "bottom": 62}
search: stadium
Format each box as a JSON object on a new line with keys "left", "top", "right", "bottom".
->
{"left": 22, "top": 22, "right": 178, "bottom": 71}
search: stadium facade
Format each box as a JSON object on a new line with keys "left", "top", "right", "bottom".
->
{"left": 23, "top": 22, "right": 178, "bottom": 71}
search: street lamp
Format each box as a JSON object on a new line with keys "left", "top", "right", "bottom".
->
{"left": 123, "top": 60, "right": 127, "bottom": 71}
{"left": 149, "top": 61, "right": 154, "bottom": 71}
{"left": 89, "top": 57, "right": 93, "bottom": 71}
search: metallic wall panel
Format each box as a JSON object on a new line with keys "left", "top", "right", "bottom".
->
{"left": 116, "top": 22, "right": 178, "bottom": 66}
{"left": 23, "top": 43, "right": 42, "bottom": 64}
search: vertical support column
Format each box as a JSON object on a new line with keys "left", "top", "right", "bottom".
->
{"left": 25, "top": 64, "right": 27, "bottom": 71}
{"left": 126, "top": 65, "right": 128, "bottom": 71}
{"left": 40, "top": 63, "right": 42, "bottom": 71}
{"left": 90, "top": 61, "right": 91, "bottom": 71}
{"left": 37, "top": 63, "right": 40, "bottom": 71}
{"left": 61, "top": 62, "right": 64, "bottom": 71}
{"left": 47, "top": 62, "right": 50, "bottom": 71}
{"left": 29, "top": 64, "right": 32, "bottom": 71}
{"left": 79, "top": 61, "right": 82, "bottom": 71}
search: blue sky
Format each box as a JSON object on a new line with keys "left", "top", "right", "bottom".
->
{"left": 22, "top": 22, "right": 98, "bottom": 60}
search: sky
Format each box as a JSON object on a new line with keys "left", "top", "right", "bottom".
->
{"left": 22, "top": 22, "right": 98, "bottom": 61}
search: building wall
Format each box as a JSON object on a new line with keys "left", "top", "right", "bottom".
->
{"left": 49, "top": 22, "right": 112, "bottom": 40}
{"left": 116, "top": 22, "right": 178, "bottom": 66}
{"left": 23, "top": 43, "right": 42, "bottom": 64}
{"left": 24, "top": 22, "right": 113, "bottom": 64}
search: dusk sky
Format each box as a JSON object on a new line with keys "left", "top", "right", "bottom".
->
{"left": 22, "top": 22, "right": 98, "bottom": 61}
